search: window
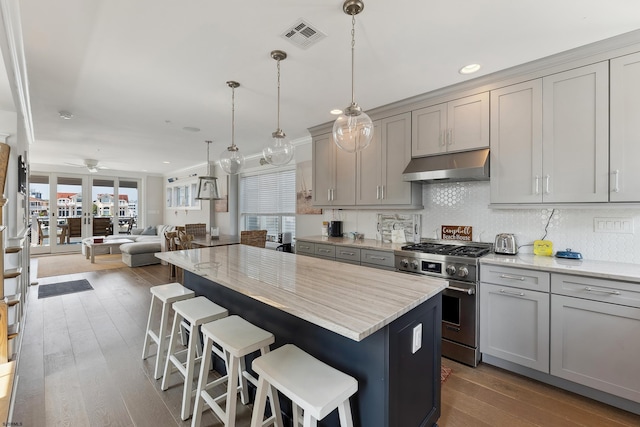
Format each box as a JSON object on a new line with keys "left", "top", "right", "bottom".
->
{"left": 240, "top": 169, "right": 296, "bottom": 240}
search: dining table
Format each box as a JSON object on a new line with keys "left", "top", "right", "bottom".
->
{"left": 190, "top": 234, "right": 241, "bottom": 248}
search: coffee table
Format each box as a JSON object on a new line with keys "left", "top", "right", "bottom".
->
{"left": 84, "top": 238, "right": 134, "bottom": 263}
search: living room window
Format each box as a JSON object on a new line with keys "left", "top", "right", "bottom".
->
{"left": 240, "top": 168, "right": 295, "bottom": 241}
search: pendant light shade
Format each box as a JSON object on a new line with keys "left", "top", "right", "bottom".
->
{"left": 220, "top": 81, "right": 245, "bottom": 174}
{"left": 263, "top": 50, "right": 294, "bottom": 166}
{"left": 333, "top": 0, "right": 373, "bottom": 153}
{"left": 195, "top": 140, "right": 222, "bottom": 200}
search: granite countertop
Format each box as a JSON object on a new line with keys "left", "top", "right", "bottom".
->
{"left": 481, "top": 253, "right": 640, "bottom": 284}
{"left": 155, "top": 245, "right": 447, "bottom": 342}
{"left": 296, "top": 235, "right": 407, "bottom": 251}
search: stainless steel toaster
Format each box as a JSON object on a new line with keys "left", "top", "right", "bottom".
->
{"left": 494, "top": 233, "right": 518, "bottom": 255}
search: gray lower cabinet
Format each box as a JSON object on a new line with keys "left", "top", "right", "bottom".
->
{"left": 295, "top": 241, "right": 315, "bottom": 256}
{"left": 296, "top": 240, "right": 394, "bottom": 270}
{"left": 550, "top": 274, "right": 640, "bottom": 403}
{"left": 335, "top": 247, "right": 361, "bottom": 265}
{"left": 480, "top": 265, "right": 550, "bottom": 373}
{"left": 361, "top": 249, "right": 395, "bottom": 271}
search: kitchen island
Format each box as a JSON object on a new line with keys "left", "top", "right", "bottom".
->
{"left": 155, "top": 245, "right": 447, "bottom": 427}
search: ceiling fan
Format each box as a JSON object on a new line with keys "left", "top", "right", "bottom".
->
{"left": 64, "top": 159, "right": 108, "bottom": 173}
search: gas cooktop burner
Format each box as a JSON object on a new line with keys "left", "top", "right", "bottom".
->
{"left": 400, "top": 242, "right": 491, "bottom": 258}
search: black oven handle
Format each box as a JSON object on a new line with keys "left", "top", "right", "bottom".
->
{"left": 447, "top": 285, "right": 475, "bottom": 295}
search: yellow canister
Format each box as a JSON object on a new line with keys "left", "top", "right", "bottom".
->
{"left": 533, "top": 240, "right": 553, "bottom": 256}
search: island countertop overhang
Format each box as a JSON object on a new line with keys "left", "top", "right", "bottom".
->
{"left": 155, "top": 245, "right": 447, "bottom": 341}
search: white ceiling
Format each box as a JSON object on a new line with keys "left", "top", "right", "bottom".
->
{"left": 13, "top": 0, "right": 640, "bottom": 175}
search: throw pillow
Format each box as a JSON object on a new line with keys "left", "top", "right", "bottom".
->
{"left": 141, "top": 226, "right": 156, "bottom": 235}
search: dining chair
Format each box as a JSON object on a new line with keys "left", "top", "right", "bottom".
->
{"left": 240, "top": 230, "right": 267, "bottom": 248}
{"left": 184, "top": 223, "right": 207, "bottom": 238}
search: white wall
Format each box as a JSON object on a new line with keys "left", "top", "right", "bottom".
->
{"left": 306, "top": 181, "right": 640, "bottom": 264}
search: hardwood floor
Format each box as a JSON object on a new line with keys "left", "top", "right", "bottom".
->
{"left": 12, "top": 260, "right": 640, "bottom": 426}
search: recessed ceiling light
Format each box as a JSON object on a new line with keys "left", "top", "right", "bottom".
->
{"left": 459, "top": 64, "right": 481, "bottom": 75}
{"left": 183, "top": 126, "right": 200, "bottom": 132}
{"left": 330, "top": 109, "right": 343, "bottom": 115}
{"left": 163, "top": 161, "right": 170, "bottom": 164}
{"left": 59, "top": 110, "right": 73, "bottom": 120}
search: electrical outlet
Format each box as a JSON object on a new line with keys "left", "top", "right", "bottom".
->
{"left": 593, "top": 217, "right": 634, "bottom": 234}
{"left": 412, "top": 323, "right": 422, "bottom": 354}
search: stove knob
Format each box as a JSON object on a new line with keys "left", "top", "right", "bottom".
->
{"left": 446, "top": 265, "right": 456, "bottom": 276}
{"left": 410, "top": 260, "right": 420, "bottom": 270}
{"left": 400, "top": 258, "right": 409, "bottom": 268}
{"left": 458, "top": 266, "right": 469, "bottom": 278}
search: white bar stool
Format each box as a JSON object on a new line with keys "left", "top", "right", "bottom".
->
{"left": 250, "top": 344, "right": 358, "bottom": 427}
{"left": 141, "top": 282, "right": 195, "bottom": 380}
{"left": 161, "top": 296, "right": 229, "bottom": 420}
{"left": 191, "top": 315, "right": 283, "bottom": 427}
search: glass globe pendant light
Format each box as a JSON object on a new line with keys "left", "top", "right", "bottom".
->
{"left": 219, "top": 81, "right": 245, "bottom": 174}
{"left": 333, "top": 0, "right": 373, "bottom": 153}
{"left": 263, "top": 50, "right": 294, "bottom": 166}
{"left": 195, "top": 140, "right": 222, "bottom": 200}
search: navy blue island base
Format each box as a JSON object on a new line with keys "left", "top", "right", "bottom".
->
{"left": 184, "top": 270, "right": 442, "bottom": 427}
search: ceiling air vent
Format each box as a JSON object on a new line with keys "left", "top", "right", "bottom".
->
{"left": 280, "top": 18, "right": 326, "bottom": 49}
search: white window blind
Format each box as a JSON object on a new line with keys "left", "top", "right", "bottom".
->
{"left": 240, "top": 169, "right": 296, "bottom": 239}
{"left": 240, "top": 169, "right": 296, "bottom": 215}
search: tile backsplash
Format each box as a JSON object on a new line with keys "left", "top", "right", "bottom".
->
{"left": 320, "top": 181, "right": 640, "bottom": 264}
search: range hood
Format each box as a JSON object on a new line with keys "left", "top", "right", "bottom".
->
{"left": 402, "top": 148, "right": 490, "bottom": 183}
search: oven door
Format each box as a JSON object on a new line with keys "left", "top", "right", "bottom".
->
{"left": 441, "top": 280, "right": 477, "bottom": 348}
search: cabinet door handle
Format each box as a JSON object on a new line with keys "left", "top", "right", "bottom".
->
{"left": 499, "top": 274, "right": 526, "bottom": 281}
{"left": 499, "top": 289, "right": 525, "bottom": 297}
{"left": 381, "top": 185, "right": 385, "bottom": 200}
{"left": 368, "top": 256, "right": 386, "bottom": 261}
{"left": 376, "top": 185, "right": 380, "bottom": 200}
{"left": 439, "top": 131, "right": 445, "bottom": 147}
{"left": 544, "top": 174, "right": 550, "bottom": 194}
{"left": 612, "top": 169, "right": 620, "bottom": 193}
{"left": 449, "top": 129, "right": 454, "bottom": 146}
{"left": 318, "top": 248, "right": 331, "bottom": 254}
{"left": 339, "top": 251, "right": 355, "bottom": 256}
{"left": 585, "top": 286, "right": 621, "bottom": 296}
{"left": 534, "top": 175, "right": 540, "bottom": 195}
{"left": 327, "top": 189, "right": 331, "bottom": 201}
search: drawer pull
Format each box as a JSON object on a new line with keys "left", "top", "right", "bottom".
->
{"left": 339, "top": 251, "right": 355, "bottom": 256}
{"left": 499, "top": 274, "right": 526, "bottom": 281}
{"left": 499, "top": 289, "right": 525, "bottom": 297}
{"left": 318, "top": 249, "right": 331, "bottom": 253}
{"left": 585, "top": 286, "right": 621, "bottom": 296}
{"left": 299, "top": 245, "right": 310, "bottom": 250}
{"left": 368, "top": 256, "right": 386, "bottom": 261}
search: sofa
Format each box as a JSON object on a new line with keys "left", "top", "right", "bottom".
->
{"left": 82, "top": 224, "right": 175, "bottom": 267}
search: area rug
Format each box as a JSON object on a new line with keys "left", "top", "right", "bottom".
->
{"left": 441, "top": 365, "right": 452, "bottom": 383}
{"left": 35, "top": 253, "right": 127, "bottom": 278}
{"left": 38, "top": 279, "right": 94, "bottom": 299}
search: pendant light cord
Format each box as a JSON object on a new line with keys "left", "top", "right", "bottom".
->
{"left": 350, "top": 14, "right": 356, "bottom": 105}
{"left": 231, "top": 85, "right": 236, "bottom": 149}
{"left": 206, "top": 140, "right": 211, "bottom": 175}
{"left": 277, "top": 58, "right": 281, "bottom": 131}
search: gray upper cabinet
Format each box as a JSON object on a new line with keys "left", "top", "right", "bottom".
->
{"left": 412, "top": 92, "right": 489, "bottom": 157}
{"left": 490, "top": 62, "right": 609, "bottom": 204}
{"left": 541, "top": 62, "right": 609, "bottom": 203}
{"left": 490, "top": 79, "right": 543, "bottom": 204}
{"left": 356, "top": 113, "right": 422, "bottom": 207}
{"left": 312, "top": 133, "right": 356, "bottom": 207}
{"left": 610, "top": 52, "right": 640, "bottom": 202}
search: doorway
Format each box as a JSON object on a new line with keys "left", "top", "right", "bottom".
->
{"left": 29, "top": 174, "right": 140, "bottom": 255}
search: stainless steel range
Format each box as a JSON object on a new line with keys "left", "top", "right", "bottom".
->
{"left": 395, "top": 239, "right": 492, "bottom": 367}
